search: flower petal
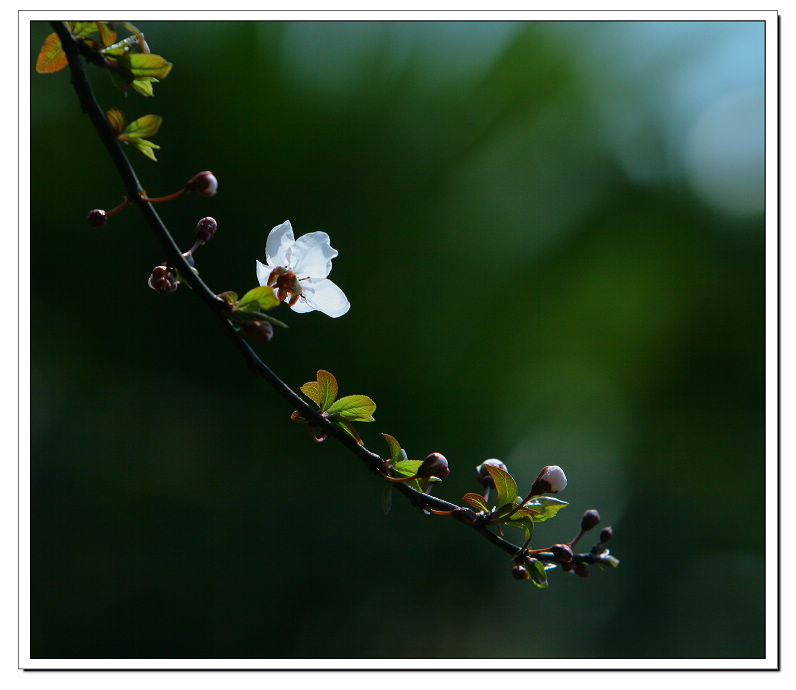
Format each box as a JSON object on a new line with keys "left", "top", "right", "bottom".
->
{"left": 289, "top": 297, "right": 315, "bottom": 313}
{"left": 265, "top": 221, "right": 294, "bottom": 267}
{"left": 288, "top": 231, "right": 338, "bottom": 279}
{"left": 255, "top": 259, "right": 274, "bottom": 286}
{"left": 295, "top": 277, "right": 350, "bottom": 318}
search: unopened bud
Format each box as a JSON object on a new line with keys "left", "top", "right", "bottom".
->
{"left": 417, "top": 452, "right": 449, "bottom": 480}
{"left": 185, "top": 170, "right": 218, "bottom": 197}
{"left": 476, "top": 459, "right": 508, "bottom": 489}
{"left": 241, "top": 320, "right": 274, "bottom": 343}
{"left": 560, "top": 560, "right": 575, "bottom": 572}
{"left": 86, "top": 208, "right": 107, "bottom": 227}
{"left": 147, "top": 265, "right": 178, "bottom": 294}
{"left": 530, "top": 464, "right": 567, "bottom": 495}
{"left": 551, "top": 544, "right": 573, "bottom": 564}
{"left": 512, "top": 564, "right": 530, "bottom": 580}
{"left": 600, "top": 526, "right": 613, "bottom": 543}
{"left": 195, "top": 216, "right": 217, "bottom": 243}
{"left": 574, "top": 562, "right": 591, "bottom": 578}
{"left": 581, "top": 509, "right": 601, "bottom": 532}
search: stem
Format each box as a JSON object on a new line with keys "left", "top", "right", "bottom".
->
{"left": 106, "top": 196, "right": 130, "bottom": 216}
{"left": 52, "top": 21, "right": 615, "bottom": 572}
{"left": 140, "top": 189, "right": 185, "bottom": 204}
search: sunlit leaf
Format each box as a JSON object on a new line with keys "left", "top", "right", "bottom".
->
{"left": 97, "top": 22, "right": 117, "bottom": 46}
{"left": 393, "top": 460, "right": 422, "bottom": 478}
{"left": 127, "top": 53, "right": 172, "bottom": 79}
{"left": 67, "top": 22, "right": 98, "bottom": 38}
{"left": 527, "top": 559, "right": 548, "bottom": 588}
{"left": 335, "top": 420, "right": 363, "bottom": 445}
{"left": 122, "top": 114, "right": 162, "bottom": 139}
{"left": 525, "top": 496, "right": 568, "bottom": 523}
{"left": 506, "top": 514, "right": 534, "bottom": 547}
{"left": 300, "top": 370, "right": 338, "bottom": 411}
{"left": 326, "top": 394, "right": 376, "bottom": 422}
{"left": 461, "top": 492, "right": 489, "bottom": 513}
{"left": 130, "top": 77, "right": 157, "bottom": 97}
{"left": 381, "top": 433, "right": 403, "bottom": 463}
{"left": 126, "top": 138, "right": 160, "bottom": 161}
{"left": 484, "top": 463, "right": 518, "bottom": 507}
{"left": 106, "top": 108, "right": 125, "bottom": 134}
{"left": 35, "top": 33, "right": 67, "bottom": 74}
{"left": 237, "top": 285, "right": 280, "bottom": 312}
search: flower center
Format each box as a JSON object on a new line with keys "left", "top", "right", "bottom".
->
{"left": 267, "top": 266, "right": 303, "bottom": 306}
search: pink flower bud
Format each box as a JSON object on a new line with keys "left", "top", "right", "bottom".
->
{"left": 476, "top": 459, "right": 507, "bottom": 489}
{"left": 195, "top": 216, "right": 217, "bottom": 243}
{"left": 417, "top": 452, "right": 449, "bottom": 480}
{"left": 147, "top": 265, "right": 178, "bottom": 294}
{"left": 185, "top": 170, "right": 218, "bottom": 197}
{"left": 600, "top": 526, "right": 613, "bottom": 543}
{"left": 551, "top": 544, "right": 573, "bottom": 564}
{"left": 86, "top": 208, "right": 107, "bottom": 227}
{"left": 530, "top": 465, "right": 567, "bottom": 495}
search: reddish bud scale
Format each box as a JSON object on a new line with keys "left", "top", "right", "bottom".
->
{"left": 600, "top": 526, "right": 613, "bottom": 543}
{"left": 195, "top": 216, "right": 217, "bottom": 243}
{"left": 512, "top": 565, "right": 530, "bottom": 580}
{"left": 551, "top": 544, "right": 573, "bottom": 564}
{"left": 476, "top": 459, "right": 507, "bottom": 489}
{"left": 185, "top": 171, "right": 218, "bottom": 197}
{"left": 241, "top": 320, "right": 274, "bottom": 343}
{"left": 147, "top": 265, "right": 178, "bottom": 294}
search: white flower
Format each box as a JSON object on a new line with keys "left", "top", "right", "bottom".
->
{"left": 256, "top": 221, "right": 350, "bottom": 318}
{"left": 533, "top": 465, "right": 568, "bottom": 494}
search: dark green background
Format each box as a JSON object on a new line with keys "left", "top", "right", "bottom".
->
{"left": 30, "top": 20, "right": 766, "bottom": 659}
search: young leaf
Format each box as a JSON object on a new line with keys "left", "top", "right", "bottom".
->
{"left": 484, "top": 463, "right": 518, "bottom": 507}
{"left": 335, "top": 420, "right": 363, "bottom": 445}
{"left": 127, "top": 53, "right": 172, "bottom": 80}
{"left": 326, "top": 395, "right": 376, "bottom": 422}
{"left": 97, "top": 22, "right": 117, "bottom": 46}
{"left": 525, "top": 496, "right": 568, "bottom": 523}
{"left": 527, "top": 559, "right": 549, "bottom": 589}
{"left": 506, "top": 514, "right": 534, "bottom": 547}
{"left": 106, "top": 108, "right": 126, "bottom": 134}
{"left": 126, "top": 138, "right": 160, "bottom": 161}
{"left": 36, "top": 33, "right": 67, "bottom": 74}
{"left": 131, "top": 77, "right": 157, "bottom": 98}
{"left": 392, "top": 459, "right": 422, "bottom": 478}
{"left": 461, "top": 492, "right": 489, "bottom": 513}
{"left": 67, "top": 22, "right": 98, "bottom": 39}
{"left": 381, "top": 433, "right": 403, "bottom": 463}
{"left": 300, "top": 370, "right": 338, "bottom": 412}
{"left": 236, "top": 285, "right": 280, "bottom": 312}
{"left": 122, "top": 114, "right": 162, "bottom": 139}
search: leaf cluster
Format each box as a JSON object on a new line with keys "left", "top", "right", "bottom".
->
{"left": 219, "top": 287, "right": 288, "bottom": 329}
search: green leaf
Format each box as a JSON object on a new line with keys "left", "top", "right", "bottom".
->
{"left": 461, "top": 492, "right": 489, "bottom": 513}
{"left": 381, "top": 485, "right": 392, "bottom": 516}
{"left": 484, "top": 464, "right": 517, "bottom": 507}
{"left": 68, "top": 22, "right": 98, "bottom": 38}
{"left": 326, "top": 394, "right": 376, "bottom": 422}
{"left": 335, "top": 420, "right": 363, "bottom": 445}
{"left": 237, "top": 285, "right": 280, "bottom": 312}
{"left": 131, "top": 77, "right": 157, "bottom": 97}
{"left": 392, "top": 460, "right": 422, "bottom": 478}
{"left": 36, "top": 33, "right": 67, "bottom": 74}
{"left": 525, "top": 496, "right": 568, "bottom": 523}
{"left": 97, "top": 22, "right": 117, "bottom": 46}
{"left": 127, "top": 53, "right": 173, "bottom": 80}
{"left": 300, "top": 370, "right": 338, "bottom": 412}
{"left": 506, "top": 514, "right": 534, "bottom": 547}
{"left": 122, "top": 114, "right": 162, "bottom": 139}
{"left": 381, "top": 433, "right": 403, "bottom": 463}
{"left": 527, "top": 559, "right": 548, "bottom": 588}
{"left": 127, "top": 138, "right": 160, "bottom": 161}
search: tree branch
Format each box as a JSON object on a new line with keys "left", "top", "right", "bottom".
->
{"left": 51, "top": 21, "right": 615, "bottom": 571}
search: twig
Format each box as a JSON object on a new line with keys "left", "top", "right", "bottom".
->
{"left": 51, "top": 21, "right": 614, "bottom": 570}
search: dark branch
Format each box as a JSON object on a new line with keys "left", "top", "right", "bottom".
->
{"left": 51, "top": 21, "right": 615, "bottom": 572}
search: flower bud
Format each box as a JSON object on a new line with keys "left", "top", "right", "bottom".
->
{"left": 241, "top": 320, "right": 274, "bottom": 343}
{"left": 512, "top": 564, "right": 530, "bottom": 580}
{"left": 560, "top": 560, "right": 574, "bottom": 572}
{"left": 476, "top": 459, "right": 507, "bottom": 489}
{"left": 551, "top": 544, "right": 573, "bottom": 564}
{"left": 86, "top": 208, "right": 107, "bottom": 227}
{"left": 417, "top": 452, "right": 449, "bottom": 480}
{"left": 195, "top": 216, "right": 217, "bottom": 243}
{"left": 574, "top": 562, "right": 591, "bottom": 578}
{"left": 147, "top": 265, "right": 178, "bottom": 294}
{"left": 600, "top": 526, "right": 613, "bottom": 543}
{"left": 530, "top": 465, "right": 567, "bottom": 495}
{"left": 581, "top": 509, "right": 601, "bottom": 532}
{"left": 185, "top": 170, "right": 218, "bottom": 197}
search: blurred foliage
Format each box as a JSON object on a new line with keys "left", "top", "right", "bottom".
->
{"left": 30, "top": 20, "right": 765, "bottom": 659}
